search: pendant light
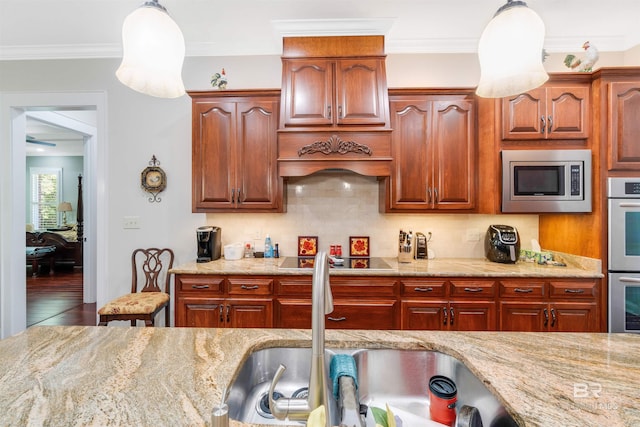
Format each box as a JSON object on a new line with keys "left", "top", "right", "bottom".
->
{"left": 116, "top": 0, "right": 185, "bottom": 98}
{"left": 476, "top": 0, "right": 548, "bottom": 98}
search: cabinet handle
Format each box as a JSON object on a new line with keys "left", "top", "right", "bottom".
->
{"left": 231, "top": 188, "right": 235, "bottom": 204}
{"left": 219, "top": 305, "right": 224, "bottom": 323}
{"left": 540, "top": 116, "right": 546, "bottom": 133}
{"left": 443, "top": 307, "right": 448, "bottom": 325}
{"left": 327, "top": 105, "right": 331, "bottom": 119}
{"left": 464, "top": 287, "right": 483, "bottom": 293}
{"left": 433, "top": 188, "right": 438, "bottom": 202}
{"left": 427, "top": 188, "right": 432, "bottom": 203}
{"left": 450, "top": 308, "right": 454, "bottom": 325}
{"left": 338, "top": 105, "right": 343, "bottom": 119}
{"left": 550, "top": 308, "right": 556, "bottom": 327}
{"left": 547, "top": 115, "right": 553, "bottom": 133}
{"left": 241, "top": 285, "right": 260, "bottom": 290}
{"left": 564, "top": 288, "right": 585, "bottom": 294}
{"left": 327, "top": 316, "right": 346, "bottom": 322}
{"left": 414, "top": 287, "right": 434, "bottom": 292}
{"left": 514, "top": 288, "right": 533, "bottom": 293}
{"left": 191, "top": 284, "right": 210, "bottom": 289}
{"left": 226, "top": 305, "right": 230, "bottom": 323}
{"left": 543, "top": 308, "right": 549, "bottom": 326}
{"left": 236, "top": 188, "right": 241, "bottom": 204}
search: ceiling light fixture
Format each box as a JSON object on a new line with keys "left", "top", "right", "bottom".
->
{"left": 115, "top": 0, "right": 185, "bottom": 98}
{"left": 476, "top": 0, "right": 548, "bottom": 98}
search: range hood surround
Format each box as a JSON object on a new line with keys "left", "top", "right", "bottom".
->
{"left": 277, "top": 35, "right": 392, "bottom": 177}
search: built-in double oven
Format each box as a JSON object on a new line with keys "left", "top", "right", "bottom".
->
{"left": 608, "top": 177, "right": 640, "bottom": 333}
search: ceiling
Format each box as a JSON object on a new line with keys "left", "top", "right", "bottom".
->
{"left": 1, "top": 0, "right": 640, "bottom": 61}
{"left": 25, "top": 111, "right": 96, "bottom": 157}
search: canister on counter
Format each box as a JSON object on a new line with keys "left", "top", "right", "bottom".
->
{"left": 429, "top": 375, "right": 457, "bottom": 426}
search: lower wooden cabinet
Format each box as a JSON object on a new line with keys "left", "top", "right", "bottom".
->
{"left": 174, "top": 274, "right": 602, "bottom": 332}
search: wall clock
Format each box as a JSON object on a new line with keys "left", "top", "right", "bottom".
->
{"left": 141, "top": 155, "right": 166, "bottom": 203}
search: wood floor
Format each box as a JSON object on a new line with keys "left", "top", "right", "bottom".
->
{"left": 27, "top": 265, "right": 96, "bottom": 327}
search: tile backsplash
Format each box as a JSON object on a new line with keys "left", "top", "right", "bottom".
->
{"left": 206, "top": 171, "right": 539, "bottom": 259}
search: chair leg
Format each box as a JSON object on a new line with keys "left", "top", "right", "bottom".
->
{"left": 164, "top": 306, "right": 170, "bottom": 327}
{"left": 98, "top": 316, "right": 107, "bottom": 326}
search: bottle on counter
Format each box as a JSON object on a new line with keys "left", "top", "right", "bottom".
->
{"left": 274, "top": 243, "right": 279, "bottom": 258}
{"left": 264, "top": 234, "right": 273, "bottom": 258}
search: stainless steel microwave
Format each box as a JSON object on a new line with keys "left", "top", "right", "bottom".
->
{"left": 501, "top": 149, "right": 592, "bottom": 213}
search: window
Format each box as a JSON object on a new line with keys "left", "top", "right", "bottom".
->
{"left": 30, "top": 167, "right": 62, "bottom": 229}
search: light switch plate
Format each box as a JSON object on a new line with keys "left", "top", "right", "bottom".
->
{"left": 123, "top": 216, "right": 140, "bottom": 229}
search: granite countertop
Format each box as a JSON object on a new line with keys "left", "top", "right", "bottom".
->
{"left": 170, "top": 252, "right": 603, "bottom": 278}
{"left": 0, "top": 326, "right": 637, "bottom": 426}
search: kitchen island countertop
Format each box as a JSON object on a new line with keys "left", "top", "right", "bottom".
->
{"left": 0, "top": 326, "right": 637, "bottom": 426}
{"left": 170, "top": 252, "right": 602, "bottom": 278}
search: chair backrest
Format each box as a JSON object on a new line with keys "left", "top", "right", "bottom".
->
{"left": 131, "top": 248, "right": 175, "bottom": 294}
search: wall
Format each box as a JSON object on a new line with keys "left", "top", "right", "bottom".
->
{"left": 1, "top": 48, "right": 638, "bottom": 324}
{"left": 25, "top": 156, "right": 83, "bottom": 226}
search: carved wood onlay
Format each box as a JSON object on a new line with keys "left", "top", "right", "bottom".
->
{"left": 297, "top": 134, "right": 373, "bottom": 157}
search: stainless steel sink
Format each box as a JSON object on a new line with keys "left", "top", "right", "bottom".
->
{"left": 226, "top": 347, "right": 517, "bottom": 426}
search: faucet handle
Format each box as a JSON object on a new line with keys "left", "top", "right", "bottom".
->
{"left": 268, "top": 364, "right": 288, "bottom": 418}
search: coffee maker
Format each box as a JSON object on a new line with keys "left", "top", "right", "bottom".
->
{"left": 197, "top": 226, "right": 221, "bottom": 263}
{"left": 484, "top": 224, "right": 520, "bottom": 264}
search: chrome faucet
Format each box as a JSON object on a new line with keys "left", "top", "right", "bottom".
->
{"left": 269, "top": 251, "right": 333, "bottom": 426}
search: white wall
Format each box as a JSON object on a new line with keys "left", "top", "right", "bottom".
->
{"left": 1, "top": 48, "right": 638, "bottom": 333}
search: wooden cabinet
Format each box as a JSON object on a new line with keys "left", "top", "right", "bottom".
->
{"left": 498, "top": 279, "right": 598, "bottom": 332}
{"left": 502, "top": 84, "right": 590, "bottom": 141}
{"left": 281, "top": 58, "right": 389, "bottom": 128}
{"left": 189, "top": 90, "right": 283, "bottom": 212}
{"left": 384, "top": 90, "right": 476, "bottom": 212}
{"left": 400, "top": 278, "right": 496, "bottom": 331}
{"left": 274, "top": 276, "right": 398, "bottom": 329}
{"left": 607, "top": 81, "right": 640, "bottom": 171}
{"left": 175, "top": 275, "right": 273, "bottom": 328}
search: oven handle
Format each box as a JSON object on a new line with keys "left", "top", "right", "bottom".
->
{"left": 617, "top": 202, "right": 640, "bottom": 208}
{"left": 619, "top": 277, "right": 640, "bottom": 284}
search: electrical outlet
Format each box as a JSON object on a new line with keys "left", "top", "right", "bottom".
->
{"left": 123, "top": 216, "right": 140, "bottom": 229}
{"left": 465, "top": 229, "right": 481, "bottom": 242}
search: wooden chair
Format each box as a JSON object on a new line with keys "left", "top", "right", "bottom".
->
{"left": 98, "top": 248, "right": 174, "bottom": 326}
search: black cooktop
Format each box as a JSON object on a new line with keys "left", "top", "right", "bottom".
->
{"left": 278, "top": 257, "right": 392, "bottom": 270}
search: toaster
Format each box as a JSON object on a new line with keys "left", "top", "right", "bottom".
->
{"left": 415, "top": 232, "right": 428, "bottom": 259}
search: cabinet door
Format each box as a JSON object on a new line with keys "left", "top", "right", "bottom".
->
{"left": 499, "top": 302, "right": 547, "bottom": 332}
{"left": 401, "top": 300, "right": 447, "bottom": 330}
{"left": 226, "top": 299, "right": 273, "bottom": 328}
{"left": 550, "top": 303, "right": 597, "bottom": 332}
{"left": 450, "top": 301, "right": 496, "bottom": 331}
{"left": 281, "top": 59, "right": 333, "bottom": 127}
{"left": 431, "top": 100, "right": 476, "bottom": 209}
{"left": 192, "top": 101, "right": 236, "bottom": 209}
{"left": 388, "top": 99, "right": 431, "bottom": 209}
{"left": 336, "top": 58, "right": 388, "bottom": 126}
{"left": 274, "top": 298, "right": 311, "bottom": 328}
{"left": 235, "top": 101, "right": 280, "bottom": 209}
{"left": 502, "top": 88, "right": 545, "bottom": 139}
{"left": 546, "top": 86, "right": 589, "bottom": 139}
{"left": 608, "top": 82, "right": 640, "bottom": 170}
{"left": 177, "top": 297, "right": 225, "bottom": 328}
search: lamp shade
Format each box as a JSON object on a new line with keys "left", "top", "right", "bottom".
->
{"left": 58, "top": 202, "right": 72, "bottom": 212}
{"left": 115, "top": 1, "right": 185, "bottom": 98}
{"left": 476, "top": 1, "right": 549, "bottom": 98}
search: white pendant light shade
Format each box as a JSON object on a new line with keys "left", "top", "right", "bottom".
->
{"left": 476, "top": 1, "right": 548, "bottom": 98}
{"left": 116, "top": 1, "right": 185, "bottom": 98}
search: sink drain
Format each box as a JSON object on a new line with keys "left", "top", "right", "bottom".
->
{"left": 291, "top": 387, "right": 309, "bottom": 399}
{"left": 257, "top": 391, "right": 283, "bottom": 418}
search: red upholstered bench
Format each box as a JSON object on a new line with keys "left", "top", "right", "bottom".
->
{"left": 26, "top": 246, "right": 56, "bottom": 277}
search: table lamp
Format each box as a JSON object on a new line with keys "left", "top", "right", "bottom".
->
{"left": 58, "top": 202, "right": 73, "bottom": 226}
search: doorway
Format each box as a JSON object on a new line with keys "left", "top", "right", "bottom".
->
{"left": 0, "top": 91, "right": 107, "bottom": 338}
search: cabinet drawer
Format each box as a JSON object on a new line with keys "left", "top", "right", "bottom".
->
{"left": 549, "top": 280, "right": 597, "bottom": 299}
{"left": 276, "top": 277, "right": 312, "bottom": 296}
{"left": 449, "top": 280, "right": 496, "bottom": 298}
{"left": 499, "top": 281, "right": 546, "bottom": 298}
{"left": 228, "top": 277, "right": 273, "bottom": 295}
{"left": 330, "top": 277, "right": 397, "bottom": 297}
{"left": 401, "top": 279, "right": 447, "bottom": 297}
{"left": 176, "top": 275, "right": 225, "bottom": 293}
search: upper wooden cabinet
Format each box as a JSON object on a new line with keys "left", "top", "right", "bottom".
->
{"left": 501, "top": 83, "right": 590, "bottom": 141}
{"left": 281, "top": 58, "right": 389, "bottom": 128}
{"left": 607, "top": 81, "right": 640, "bottom": 171}
{"left": 279, "top": 36, "right": 390, "bottom": 130}
{"left": 383, "top": 90, "right": 476, "bottom": 212}
{"left": 189, "top": 90, "right": 284, "bottom": 212}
